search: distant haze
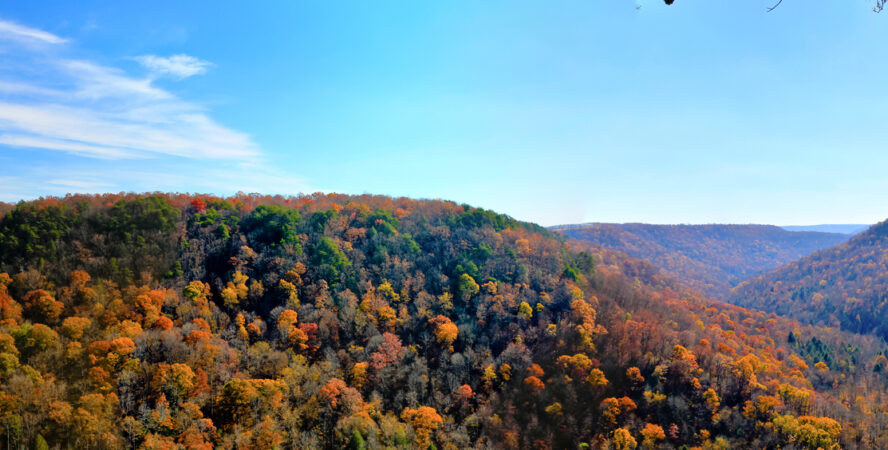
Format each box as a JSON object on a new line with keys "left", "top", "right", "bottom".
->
{"left": 780, "top": 224, "right": 870, "bottom": 235}
{"left": 552, "top": 223, "right": 871, "bottom": 235}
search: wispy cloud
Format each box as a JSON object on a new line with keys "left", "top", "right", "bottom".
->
{"left": 135, "top": 54, "right": 212, "bottom": 79}
{"left": 0, "top": 19, "right": 67, "bottom": 44}
{"left": 64, "top": 60, "right": 172, "bottom": 101}
{"left": 47, "top": 178, "right": 114, "bottom": 190}
{"left": 0, "top": 133, "right": 139, "bottom": 159}
{"left": 0, "top": 18, "right": 259, "bottom": 162}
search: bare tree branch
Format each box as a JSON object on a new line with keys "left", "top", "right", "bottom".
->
{"left": 662, "top": 0, "right": 886, "bottom": 13}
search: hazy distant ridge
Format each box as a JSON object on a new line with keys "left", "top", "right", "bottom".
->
{"left": 552, "top": 222, "right": 869, "bottom": 235}
{"left": 780, "top": 224, "right": 869, "bottom": 235}
{"left": 554, "top": 223, "right": 849, "bottom": 298}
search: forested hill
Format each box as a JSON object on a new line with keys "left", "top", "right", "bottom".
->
{"left": 731, "top": 219, "right": 888, "bottom": 340}
{"left": 551, "top": 223, "right": 849, "bottom": 298}
{"left": 0, "top": 194, "right": 886, "bottom": 448}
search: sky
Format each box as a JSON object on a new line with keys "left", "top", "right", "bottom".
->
{"left": 0, "top": 0, "right": 886, "bottom": 227}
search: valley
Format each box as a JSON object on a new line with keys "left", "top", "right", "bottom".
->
{"left": 551, "top": 223, "right": 853, "bottom": 298}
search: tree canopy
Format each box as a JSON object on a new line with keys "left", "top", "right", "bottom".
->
{"left": 0, "top": 192, "right": 884, "bottom": 448}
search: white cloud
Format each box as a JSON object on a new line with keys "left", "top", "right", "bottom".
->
{"left": 135, "top": 54, "right": 212, "bottom": 79}
{"left": 0, "top": 134, "right": 138, "bottom": 159}
{"left": 0, "top": 19, "right": 67, "bottom": 44}
{"left": 64, "top": 60, "right": 172, "bottom": 101}
{"left": 0, "top": 20, "right": 260, "bottom": 162}
{"left": 0, "top": 80, "right": 63, "bottom": 97}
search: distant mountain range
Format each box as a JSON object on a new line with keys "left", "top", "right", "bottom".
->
{"left": 731, "top": 220, "right": 888, "bottom": 339}
{"left": 555, "top": 220, "right": 888, "bottom": 342}
{"left": 780, "top": 224, "right": 870, "bottom": 235}
{"left": 551, "top": 223, "right": 850, "bottom": 298}
{"left": 554, "top": 222, "right": 870, "bottom": 236}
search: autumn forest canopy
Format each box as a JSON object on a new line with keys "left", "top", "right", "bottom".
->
{"left": 0, "top": 193, "right": 887, "bottom": 449}
{"left": 1, "top": 0, "right": 888, "bottom": 447}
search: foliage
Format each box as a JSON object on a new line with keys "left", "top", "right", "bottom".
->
{"left": 241, "top": 204, "right": 301, "bottom": 249}
{"left": 0, "top": 193, "right": 882, "bottom": 448}
{"left": 732, "top": 220, "right": 888, "bottom": 341}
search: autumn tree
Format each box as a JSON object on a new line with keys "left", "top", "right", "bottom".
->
{"left": 401, "top": 406, "right": 442, "bottom": 448}
{"left": 429, "top": 315, "right": 458, "bottom": 349}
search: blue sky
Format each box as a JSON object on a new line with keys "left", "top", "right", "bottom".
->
{"left": 0, "top": 1, "right": 885, "bottom": 226}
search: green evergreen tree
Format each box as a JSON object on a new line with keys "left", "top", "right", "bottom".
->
{"left": 32, "top": 434, "right": 49, "bottom": 450}
{"left": 348, "top": 429, "right": 366, "bottom": 450}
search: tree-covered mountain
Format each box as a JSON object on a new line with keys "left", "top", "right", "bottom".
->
{"left": 0, "top": 193, "right": 885, "bottom": 449}
{"left": 731, "top": 219, "right": 888, "bottom": 340}
{"left": 552, "top": 223, "right": 849, "bottom": 298}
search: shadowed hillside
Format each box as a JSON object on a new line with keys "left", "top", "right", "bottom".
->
{"left": 732, "top": 219, "right": 888, "bottom": 340}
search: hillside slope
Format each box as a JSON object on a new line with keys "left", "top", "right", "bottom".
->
{"left": 731, "top": 219, "right": 888, "bottom": 340}
{"left": 552, "top": 223, "right": 849, "bottom": 298}
{"left": 0, "top": 194, "right": 884, "bottom": 448}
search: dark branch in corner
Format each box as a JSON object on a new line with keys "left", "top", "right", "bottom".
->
{"left": 766, "top": 0, "right": 783, "bottom": 12}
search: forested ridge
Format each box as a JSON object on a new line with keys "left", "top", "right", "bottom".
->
{"left": 731, "top": 219, "right": 888, "bottom": 341}
{"left": 553, "top": 223, "right": 849, "bottom": 298}
{"left": 0, "top": 193, "right": 885, "bottom": 448}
